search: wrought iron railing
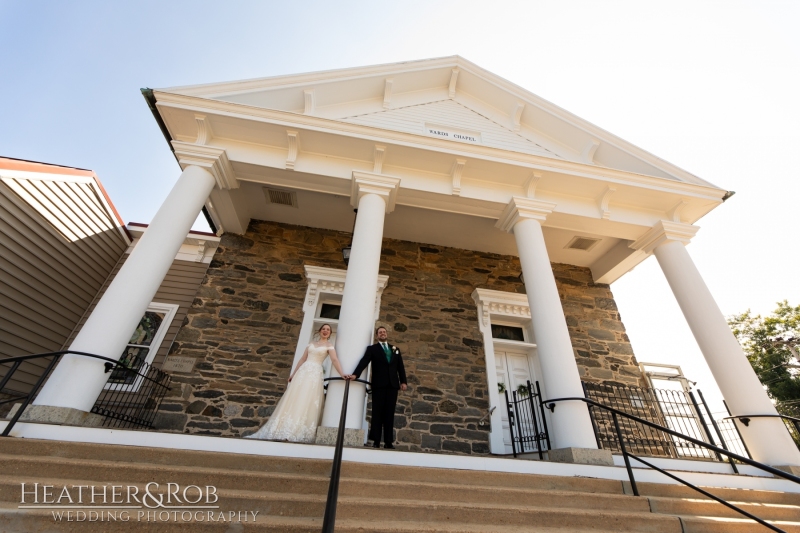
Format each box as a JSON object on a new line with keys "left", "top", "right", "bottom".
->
{"left": 582, "top": 381, "right": 717, "bottom": 460}
{"left": 91, "top": 352, "right": 171, "bottom": 429}
{"left": 546, "top": 396, "right": 800, "bottom": 533}
{"left": 504, "top": 380, "right": 550, "bottom": 458}
{"left": 321, "top": 376, "right": 370, "bottom": 533}
{"left": 0, "top": 351, "right": 171, "bottom": 436}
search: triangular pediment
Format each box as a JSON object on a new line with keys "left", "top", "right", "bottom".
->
{"left": 339, "top": 99, "right": 562, "bottom": 159}
{"left": 156, "top": 56, "right": 717, "bottom": 187}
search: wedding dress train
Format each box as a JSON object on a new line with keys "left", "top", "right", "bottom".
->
{"left": 245, "top": 344, "right": 328, "bottom": 443}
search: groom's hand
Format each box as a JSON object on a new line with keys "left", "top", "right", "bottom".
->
{"left": 400, "top": 383, "right": 407, "bottom": 391}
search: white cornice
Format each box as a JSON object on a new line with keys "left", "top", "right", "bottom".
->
{"left": 154, "top": 92, "right": 726, "bottom": 203}
{"left": 127, "top": 224, "right": 220, "bottom": 263}
{"left": 171, "top": 141, "right": 238, "bottom": 190}
{"left": 496, "top": 197, "right": 557, "bottom": 233}
{"left": 630, "top": 220, "right": 700, "bottom": 254}
{"left": 350, "top": 171, "right": 401, "bottom": 213}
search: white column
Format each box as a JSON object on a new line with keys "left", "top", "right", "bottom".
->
{"left": 496, "top": 198, "right": 598, "bottom": 449}
{"left": 633, "top": 221, "right": 800, "bottom": 466}
{"left": 34, "top": 165, "right": 217, "bottom": 412}
{"left": 321, "top": 172, "right": 400, "bottom": 429}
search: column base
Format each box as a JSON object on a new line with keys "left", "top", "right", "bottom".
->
{"left": 7, "top": 404, "right": 105, "bottom": 428}
{"left": 547, "top": 447, "right": 614, "bottom": 466}
{"left": 315, "top": 427, "right": 365, "bottom": 447}
{"left": 774, "top": 465, "right": 800, "bottom": 477}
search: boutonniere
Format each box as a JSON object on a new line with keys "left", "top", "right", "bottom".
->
{"left": 393, "top": 347, "right": 399, "bottom": 353}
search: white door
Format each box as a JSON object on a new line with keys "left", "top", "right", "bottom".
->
{"left": 495, "top": 349, "right": 537, "bottom": 454}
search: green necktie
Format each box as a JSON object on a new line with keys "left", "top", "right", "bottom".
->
{"left": 381, "top": 343, "right": 391, "bottom": 363}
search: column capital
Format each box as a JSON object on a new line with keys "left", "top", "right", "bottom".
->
{"left": 495, "top": 197, "right": 557, "bottom": 233}
{"left": 630, "top": 220, "right": 699, "bottom": 253}
{"left": 350, "top": 171, "right": 401, "bottom": 213}
{"left": 171, "top": 141, "right": 238, "bottom": 190}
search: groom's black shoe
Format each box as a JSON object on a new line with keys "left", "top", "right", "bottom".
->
{"left": 384, "top": 444, "right": 395, "bottom": 449}
{"left": 371, "top": 443, "right": 381, "bottom": 448}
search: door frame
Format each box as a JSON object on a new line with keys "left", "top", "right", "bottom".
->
{"left": 472, "top": 288, "right": 546, "bottom": 455}
{"left": 495, "top": 346, "right": 541, "bottom": 454}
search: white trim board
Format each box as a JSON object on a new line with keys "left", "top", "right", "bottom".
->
{"left": 2, "top": 421, "right": 797, "bottom": 494}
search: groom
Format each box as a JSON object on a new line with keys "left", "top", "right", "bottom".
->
{"left": 351, "top": 326, "right": 407, "bottom": 449}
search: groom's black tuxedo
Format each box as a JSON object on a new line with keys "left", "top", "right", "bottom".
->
{"left": 353, "top": 343, "right": 407, "bottom": 390}
{"left": 353, "top": 343, "right": 407, "bottom": 447}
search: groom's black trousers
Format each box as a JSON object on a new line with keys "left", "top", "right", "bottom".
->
{"left": 369, "top": 387, "right": 398, "bottom": 445}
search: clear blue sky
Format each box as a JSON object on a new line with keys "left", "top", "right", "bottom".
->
{"left": 2, "top": 1, "right": 798, "bottom": 414}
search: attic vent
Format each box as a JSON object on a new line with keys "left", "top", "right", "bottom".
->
{"left": 264, "top": 188, "right": 298, "bottom": 208}
{"left": 565, "top": 236, "right": 601, "bottom": 252}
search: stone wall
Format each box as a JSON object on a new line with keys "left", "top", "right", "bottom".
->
{"left": 156, "top": 220, "right": 643, "bottom": 455}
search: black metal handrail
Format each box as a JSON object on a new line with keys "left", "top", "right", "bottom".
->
{"left": 545, "top": 397, "right": 800, "bottom": 533}
{"left": 1, "top": 350, "right": 169, "bottom": 436}
{"left": 724, "top": 413, "right": 800, "bottom": 426}
{"left": 724, "top": 413, "right": 800, "bottom": 452}
{"left": 321, "top": 376, "right": 370, "bottom": 533}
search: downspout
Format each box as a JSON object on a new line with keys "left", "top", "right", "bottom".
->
{"left": 140, "top": 88, "right": 218, "bottom": 234}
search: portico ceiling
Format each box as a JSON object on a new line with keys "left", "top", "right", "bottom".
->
{"left": 147, "top": 56, "right": 730, "bottom": 284}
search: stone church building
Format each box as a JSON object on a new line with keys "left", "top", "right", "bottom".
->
{"left": 20, "top": 56, "right": 800, "bottom": 468}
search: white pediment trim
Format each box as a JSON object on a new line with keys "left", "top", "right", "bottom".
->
{"left": 471, "top": 288, "right": 532, "bottom": 331}
{"left": 303, "top": 265, "right": 389, "bottom": 314}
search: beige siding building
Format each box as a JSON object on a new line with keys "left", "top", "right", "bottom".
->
{"left": 0, "top": 158, "right": 129, "bottom": 396}
{"left": 0, "top": 157, "right": 218, "bottom": 402}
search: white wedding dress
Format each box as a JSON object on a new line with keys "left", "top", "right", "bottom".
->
{"left": 245, "top": 343, "right": 328, "bottom": 443}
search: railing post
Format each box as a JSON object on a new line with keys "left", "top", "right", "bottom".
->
{"left": 512, "top": 389, "right": 525, "bottom": 454}
{"left": 0, "top": 360, "right": 22, "bottom": 393}
{"left": 612, "top": 412, "right": 638, "bottom": 496}
{"left": 688, "top": 391, "right": 723, "bottom": 462}
{"left": 321, "top": 378, "right": 350, "bottom": 533}
{"left": 536, "top": 381, "right": 552, "bottom": 452}
{"left": 505, "top": 389, "right": 517, "bottom": 458}
{"left": 724, "top": 400, "right": 752, "bottom": 459}
{"left": 526, "top": 381, "right": 543, "bottom": 459}
{"left": 697, "top": 390, "right": 738, "bottom": 474}
{"left": 581, "top": 381, "right": 603, "bottom": 451}
{"left": 2, "top": 355, "right": 60, "bottom": 437}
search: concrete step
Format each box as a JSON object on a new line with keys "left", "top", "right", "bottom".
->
{"left": 0, "top": 454, "right": 330, "bottom": 495}
{"left": 338, "top": 478, "right": 648, "bottom": 512}
{"left": 635, "top": 480, "right": 800, "bottom": 506}
{"left": 0, "top": 475, "right": 667, "bottom": 531}
{"left": 0, "top": 503, "right": 664, "bottom": 533}
{"left": 680, "top": 515, "right": 800, "bottom": 533}
{"left": 0, "top": 438, "right": 629, "bottom": 495}
{"left": 334, "top": 497, "right": 681, "bottom": 532}
{"left": 648, "top": 494, "right": 800, "bottom": 522}
{"left": 0, "top": 458, "right": 649, "bottom": 515}
{"left": 340, "top": 460, "right": 625, "bottom": 494}
{"left": 0, "top": 437, "right": 333, "bottom": 477}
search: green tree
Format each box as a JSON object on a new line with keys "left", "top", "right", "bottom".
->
{"left": 728, "top": 301, "right": 800, "bottom": 415}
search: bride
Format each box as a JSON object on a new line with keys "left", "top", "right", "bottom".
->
{"left": 245, "top": 324, "right": 349, "bottom": 443}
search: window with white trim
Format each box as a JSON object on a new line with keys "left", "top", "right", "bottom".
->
{"left": 105, "top": 302, "right": 178, "bottom": 391}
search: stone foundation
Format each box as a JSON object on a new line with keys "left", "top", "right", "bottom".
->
{"left": 156, "top": 220, "right": 642, "bottom": 456}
